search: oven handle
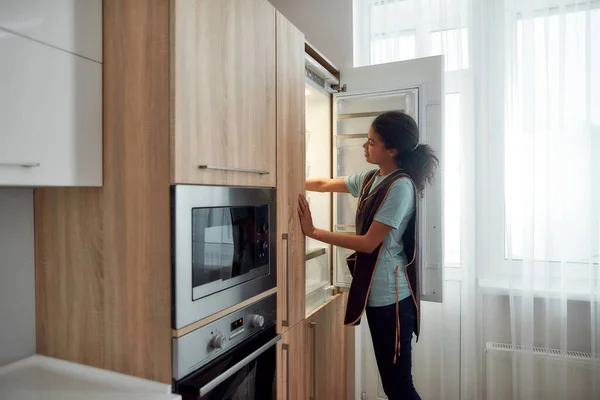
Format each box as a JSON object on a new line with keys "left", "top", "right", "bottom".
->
{"left": 199, "top": 334, "right": 282, "bottom": 396}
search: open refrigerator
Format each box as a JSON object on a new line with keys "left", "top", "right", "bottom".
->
{"left": 304, "top": 75, "right": 334, "bottom": 314}
{"left": 303, "top": 48, "right": 445, "bottom": 316}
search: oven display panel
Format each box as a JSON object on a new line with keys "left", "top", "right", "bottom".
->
{"left": 231, "top": 317, "right": 244, "bottom": 331}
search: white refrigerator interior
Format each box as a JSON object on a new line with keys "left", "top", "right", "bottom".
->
{"left": 304, "top": 81, "right": 334, "bottom": 314}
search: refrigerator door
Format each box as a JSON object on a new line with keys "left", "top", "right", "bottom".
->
{"left": 332, "top": 56, "right": 443, "bottom": 303}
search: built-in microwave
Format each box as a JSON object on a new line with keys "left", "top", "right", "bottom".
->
{"left": 171, "top": 185, "right": 276, "bottom": 330}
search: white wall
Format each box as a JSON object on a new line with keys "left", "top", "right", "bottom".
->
{"left": 0, "top": 189, "right": 36, "bottom": 366}
{"left": 268, "top": 0, "right": 353, "bottom": 69}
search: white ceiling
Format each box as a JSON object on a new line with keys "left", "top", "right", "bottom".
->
{"left": 268, "top": 0, "right": 354, "bottom": 69}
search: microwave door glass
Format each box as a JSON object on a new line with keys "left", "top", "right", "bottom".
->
{"left": 192, "top": 206, "right": 267, "bottom": 300}
{"left": 230, "top": 208, "right": 257, "bottom": 278}
{"left": 192, "top": 208, "right": 233, "bottom": 287}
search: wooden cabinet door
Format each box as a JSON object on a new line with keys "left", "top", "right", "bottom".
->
{"left": 277, "top": 320, "right": 309, "bottom": 400}
{"left": 308, "top": 294, "right": 350, "bottom": 400}
{"left": 171, "top": 0, "right": 277, "bottom": 187}
{"left": 275, "top": 12, "right": 306, "bottom": 332}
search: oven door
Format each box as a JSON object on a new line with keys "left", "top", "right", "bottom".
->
{"left": 174, "top": 325, "right": 280, "bottom": 400}
{"left": 172, "top": 185, "right": 277, "bottom": 329}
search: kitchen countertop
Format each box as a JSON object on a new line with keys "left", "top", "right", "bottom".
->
{"left": 0, "top": 355, "right": 181, "bottom": 400}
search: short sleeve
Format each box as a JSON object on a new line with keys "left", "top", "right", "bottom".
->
{"left": 344, "top": 170, "right": 371, "bottom": 198}
{"left": 373, "top": 178, "right": 415, "bottom": 229}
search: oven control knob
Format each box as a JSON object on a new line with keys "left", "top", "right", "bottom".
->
{"left": 250, "top": 314, "right": 265, "bottom": 328}
{"left": 261, "top": 241, "right": 269, "bottom": 252}
{"left": 210, "top": 333, "right": 226, "bottom": 349}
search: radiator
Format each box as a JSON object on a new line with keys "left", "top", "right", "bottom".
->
{"left": 485, "top": 342, "right": 599, "bottom": 400}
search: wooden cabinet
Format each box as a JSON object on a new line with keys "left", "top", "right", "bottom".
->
{"left": 0, "top": 12, "right": 102, "bottom": 187}
{"left": 32, "top": 0, "right": 355, "bottom": 391}
{"left": 274, "top": 16, "right": 354, "bottom": 400}
{"left": 306, "top": 294, "right": 349, "bottom": 400}
{"left": 277, "top": 296, "right": 349, "bottom": 400}
{"left": 275, "top": 11, "right": 306, "bottom": 332}
{"left": 34, "top": 0, "right": 171, "bottom": 383}
{"left": 171, "top": 0, "right": 277, "bottom": 187}
{"left": 277, "top": 320, "right": 309, "bottom": 400}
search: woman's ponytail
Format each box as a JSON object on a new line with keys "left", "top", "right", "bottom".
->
{"left": 400, "top": 143, "right": 439, "bottom": 197}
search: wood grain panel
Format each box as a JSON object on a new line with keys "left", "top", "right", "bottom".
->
{"left": 345, "top": 297, "right": 356, "bottom": 399}
{"left": 171, "top": 0, "right": 277, "bottom": 187}
{"left": 309, "top": 294, "right": 349, "bottom": 399}
{"left": 275, "top": 12, "right": 306, "bottom": 333}
{"left": 34, "top": 0, "right": 171, "bottom": 383}
{"left": 277, "top": 320, "right": 309, "bottom": 400}
{"left": 305, "top": 42, "right": 340, "bottom": 81}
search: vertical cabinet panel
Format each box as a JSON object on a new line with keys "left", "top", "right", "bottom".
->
{"left": 307, "top": 294, "right": 349, "bottom": 399}
{"left": 171, "top": 0, "right": 277, "bottom": 187}
{"left": 275, "top": 12, "right": 306, "bottom": 332}
{"left": 277, "top": 320, "right": 309, "bottom": 400}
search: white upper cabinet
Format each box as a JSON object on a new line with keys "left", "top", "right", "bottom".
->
{"left": 0, "top": 3, "right": 102, "bottom": 187}
{"left": 0, "top": 0, "right": 102, "bottom": 62}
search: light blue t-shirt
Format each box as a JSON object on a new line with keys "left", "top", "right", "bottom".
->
{"left": 344, "top": 169, "right": 415, "bottom": 307}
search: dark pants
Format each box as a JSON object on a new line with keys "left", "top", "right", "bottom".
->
{"left": 366, "top": 296, "right": 421, "bottom": 400}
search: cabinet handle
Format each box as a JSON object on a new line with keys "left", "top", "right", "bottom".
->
{"left": 310, "top": 321, "right": 317, "bottom": 400}
{"left": 282, "top": 343, "right": 290, "bottom": 400}
{"left": 281, "top": 233, "right": 290, "bottom": 327}
{"left": 0, "top": 162, "right": 40, "bottom": 167}
{"left": 198, "top": 165, "right": 270, "bottom": 175}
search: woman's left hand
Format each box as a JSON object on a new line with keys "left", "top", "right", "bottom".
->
{"left": 298, "top": 194, "right": 316, "bottom": 238}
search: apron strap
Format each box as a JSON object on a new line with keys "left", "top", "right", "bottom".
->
{"left": 384, "top": 244, "right": 402, "bottom": 364}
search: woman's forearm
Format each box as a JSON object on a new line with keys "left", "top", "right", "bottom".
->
{"left": 306, "top": 177, "right": 349, "bottom": 193}
{"left": 310, "top": 228, "right": 377, "bottom": 253}
{"left": 306, "top": 178, "right": 326, "bottom": 192}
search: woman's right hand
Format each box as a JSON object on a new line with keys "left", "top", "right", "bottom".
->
{"left": 297, "top": 194, "right": 316, "bottom": 238}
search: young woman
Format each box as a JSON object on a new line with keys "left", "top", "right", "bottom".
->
{"left": 298, "top": 111, "right": 438, "bottom": 400}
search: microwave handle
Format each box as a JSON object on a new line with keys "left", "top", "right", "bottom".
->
{"left": 199, "top": 334, "right": 282, "bottom": 396}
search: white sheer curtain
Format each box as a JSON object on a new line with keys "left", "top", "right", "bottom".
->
{"left": 354, "top": 0, "right": 600, "bottom": 398}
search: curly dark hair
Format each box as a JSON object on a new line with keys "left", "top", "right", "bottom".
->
{"left": 371, "top": 111, "right": 439, "bottom": 197}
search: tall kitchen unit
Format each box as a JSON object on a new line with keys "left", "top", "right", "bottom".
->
{"left": 303, "top": 46, "right": 445, "bottom": 311}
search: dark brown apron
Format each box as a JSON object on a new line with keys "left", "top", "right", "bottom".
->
{"left": 343, "top": 169, "right": 421, "bottom": 360}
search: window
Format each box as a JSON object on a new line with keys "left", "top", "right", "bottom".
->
{"left": 430, "top": 28, "right": 469, "bottom": 71}
{"left": 368, "top": 0, "right": 416, "bottom": 64}
{"left": 503, "top": 8, "right": 600, "bottom": 264}
{"left": 444, "top": 93, "right": 462, "bottom": 265}
{"left": 370, "top": 32, "right": 416, "bottom": 64}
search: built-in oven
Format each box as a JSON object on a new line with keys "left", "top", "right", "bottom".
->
{"left": 171, "top": 185, "right": 276, "bottom": 330}
{"left": 173, "top": 293, "right": 279, "bottom": 400}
